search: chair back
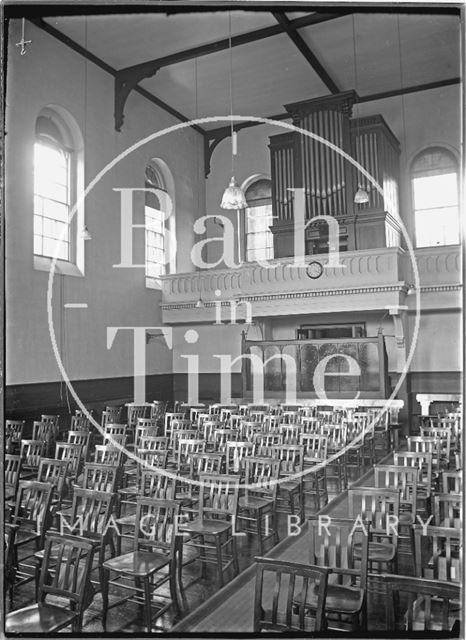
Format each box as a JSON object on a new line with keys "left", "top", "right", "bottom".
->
{"left": 300, "top": 434, "right": 327, "bottom": 462}
{"left": 20, "top": 439, "right": 46, "bottom": 468}
{"left": 177, "top": 438, "right": 206, "bottom": 470}
{"left": 189, "top": 452, "right": 225, "bottom": 478}
{"left": 14, "top": 481, "right": 54, "bottom": 543}
{"left": 67, "top": 430, "right": 91, "bottom": 460}
{"left": 433, "top": 493, "right": 461, "bottom": 527}
{"left": 225, "top": 441, "right": 255, "bottom": 474}
{"left": 243, "top": 457, "right": 280, "bottom": 501}
{"left": 38, "top": 533, "right": 96, "bottom": 610}
{"left": 140, "top": 470, "right": 175, "bottom": 499}
{"left": 127, "top": 404, "right": 150, "bottom": 428}
{"left": 198, "top": 473, "right": 240, "bottom": 519}
{"left": 308, "top": 516, "right": 369, "bottom": 587}
{"left": 253, "top": 557, "right": 330, "bottom": 632}
{"left": 101, "top": 406, "right": 122, "bottom": 427}
{"left": 442, "top": 470, "right": 462, "bottom": 494}
{"left": 134, "top": 497, "right": 181, "bottom": 555}
{"left": 5, "top": 454, "right": 21, "bottom": 494}
{"left": 66, "top": 488, "right": 115, "bottom": 537}
{"left": 139, "top": 435, "right": 168, "bottom": 452}
{"left": 94, "top": 444, "right": 123, "bottom": 466}
{"left": 414, "top": 524, "right": 461, "bottom": 583}
{"left": 137, "top": 449, "right": 169, "bottom": 470}
{"left": 393, "top": 451, "right": 433, "bottom": 493}
{"left": 70, "top": 414, "right": 91, "bottom": 431}
{"left": 374, "top": 464, "right": 418, "bottom": 520}
{"left": 81, "top": 463, "right": 121, "bottom": 493}
{"left": 272, "top": 444, "right": 304, "bottom": 476}
{"left": 55, "top": 442, "right": 84, "bottom": 476}
{"left": 37, "top": 458, "right": 69, "bottom": 505}
{"left": 32, "top": 421, "right": 58, "bottom": 443}
{"left": 6, "top": 420, "right": 25, "bottom": 452}
{"left": 383, "top": 574, "right": 461, "bottom": 631}
{"left": 348, "top": 487, "right": 400, "bottom": 543}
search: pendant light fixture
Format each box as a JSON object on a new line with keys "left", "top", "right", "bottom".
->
{"left": 352, "top": 15, "right": 369, "bottom": 205}
{"left": 195, "top": 276, "right": 205, "bottom": 308}
{"left": 220, "top": 12, "right": 247, "bottom": 263}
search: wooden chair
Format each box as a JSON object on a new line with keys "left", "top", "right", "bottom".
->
{"left": 37, "top": 458, "right": 69, "bottom": 515}
{"left": 102, "top": 497, "right": 184, "bottom": 631}
{"left": 6, "top": 419, "right": 25, "bottom": 453}
{"left": 94, "top": 444, "right": 124, "bottom": 466}
{"left": 32, "top": 420, "right": 59, "bottom": 454}
{"left": 101, "top": 406, "right": 122, "bottom": 427}
{"left": 67, "top": 430, "right": 92, "bottom": 461}
{"left": 5, "top": 523, "right": 18, "bottom": 605}
{"left": 272, "top": 444, "right": 305, "bottom": 523}
{"left": 414, "top": 524, "right": 461, "bottom": 583}
{"left": 300, "top": 434, "right": 328, "bottom": 510}
{"left": 237, "top": 457, "right": 280, "bottom": 554}
{"left": 393, "top": 451, "right": 433, "bottom": 516}
{"left": 163, "top": 412, "right": 186, "bottom": 439}
{"left": 5, "top": 454, "right": 21, "bottom": 502}
{"left": 54, "top": 442, "right": 84, "bottom": 483}
{"left": 212, "top": 428, "right": 240, "bottom": 453}
{"left": 58, "top": 488, "right": 116, "bottom": 593}
{"left": 383, "top": 574, "right": 461, "bottom": 632}
{"left": 253, "top": 557, "right": 330, "bottom": 632}
{"left": 80, "top": 462, "right": 121, "bottom": 493}
{"left": 6, "top": 534, "right": 97, "bottom": 633}
{"left": 11, "top": 481, "right": 54, "bottom": 593}
{"left": 20, "top": 439, "right": 46, "bottom": 476}
{"left": 308, "top": 516, "right": 370, "bottom": 631}
{"left": 442, "top": 470, "right": 462, "bottom": 494}
{"left": 225, "top": 440, "right": 255, "bottom": 475}
{"left": 374, "top": 464, "right": 418, "bottom": 573}
{"left": 176, "top": 438, "right": 206, "bottom": 474}
{"left": 433, "top": 493, "right": 462, "bottom": 527}
{"left": 70, "top": 413, "right": 91, "bottom": 431}
{"left": 178, "top": 473, "right": 240, "bottom": 588}
{"left": 116, "top": 470, "right": 176, "bottom": 554}
{"left": 323, "top": 423, "right": 348, "bottom": 492}
{"left": 348, "top": 487, "right": 400, "bottom": 586}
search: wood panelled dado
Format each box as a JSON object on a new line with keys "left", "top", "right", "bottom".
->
{"left": 269, "top": 91, "right": 401, "bottom": 257}
{"left": 242, "top": 335, "right": 389, "bottom": 399}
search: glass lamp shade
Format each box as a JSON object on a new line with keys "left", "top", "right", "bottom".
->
{"left": 195, "top": 297, "right": 205, "bottom": 309}
{"left": 81, "top": 224, "right": 92, "bottom": 240}
{"left": 220, "top": 176, "right": 248, "bottom": 210}
{"left": 354, "top": 187, "right": 370, "bottom": 204}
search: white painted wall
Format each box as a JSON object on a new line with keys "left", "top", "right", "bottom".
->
{"left": 5, "top": 20, "right": 204, "bottom": 385}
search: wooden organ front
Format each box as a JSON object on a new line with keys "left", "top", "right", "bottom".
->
{"left": 269, "top": 91, "right": 401, "bottom": 257}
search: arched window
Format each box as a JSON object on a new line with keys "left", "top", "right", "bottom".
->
{"left": 411, "top": 147, "right": 459, "bottom": 247}
{"left": 34, "top": 114, "right": 73, "bottom": 261}
{"left": 245, "top": 178, "right": 274, "bottom": 262}
{"left": 145, "top": 163, "right": 166, "bottom": 282}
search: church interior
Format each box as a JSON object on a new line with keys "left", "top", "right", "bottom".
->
{"left": 3, "top": 2, "right": 463, "bottom": 635}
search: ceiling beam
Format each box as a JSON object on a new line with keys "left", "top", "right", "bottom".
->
{"left": 29, "top": 17, "right": 206, "bottom": 135}
{"left": 117, "top": 12, "right": 348, "bottom": 78}
{"left": 204, "top": 76, "right": 461, "bottom": 140}
{"left": 272, "top": 12, "right": 339, "bottom": 94}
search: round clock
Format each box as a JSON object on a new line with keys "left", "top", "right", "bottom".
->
{"left": 306, "top": 260, "right": 324, "bottom": 279}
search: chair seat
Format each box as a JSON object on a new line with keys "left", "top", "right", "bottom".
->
{"left": 180, "top": 517, "right": 231, "bottom": 535}
{"left": 279, "top": 481, "right": 300, "bottom": 494}
{"left": 14, "top": 528, "right": 41, "bottom": 547}
{"left": 239, "top": 495, "right": 274, "bottom": 511}
{"left": 115, "top": 514, "right": 136, "bottom": 527}
{"left": 103, "top": 549, "right": 170, "bottom": 577}
{"left": 354, "top": 540, "right": 396, "bottom": 563}
{"left": 6, "top": 603, "right": 77, "bottom": 633}
{"left": 261, "top": 609, "right": 318, "bottom": 632}
{"left": 298, "top": 582, "right": 363, "bottom": 615}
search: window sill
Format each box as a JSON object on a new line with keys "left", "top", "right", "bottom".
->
{"left": 34, "top": 255, "right": 84, "bottom": 277}
{"left": 145, "top": 276, "right": 162, "bottom": 290}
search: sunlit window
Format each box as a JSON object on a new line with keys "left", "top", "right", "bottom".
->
{"left": 245, "top": 178, "right": 274, "bottom": 262}
{"left": 145, "top": 164, "right": 166, "bottom": 282}
{"left": 34, "top": 118, "right": 71, "bottom": 261}
{"left": 411, "top": 148, "right": 459, "bottom": 248}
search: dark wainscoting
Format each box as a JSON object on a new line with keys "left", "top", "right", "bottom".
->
{"left": 172, "top": 373, "right": 243, "bottom": 404}
{"left": 5, "top": 374, "right": 174, "bottom": 430}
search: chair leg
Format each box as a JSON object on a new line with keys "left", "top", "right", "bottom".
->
{"left": 169, "top": 559, "right": 180, "bottom": 616}
{"left": 102, "top": 568, "right": 109, "bottom": 630}
{"left": 214, "top": 535, "right": 224, "bottom": 588}
{"left": 143, "top": 577, "right": 152, "bottom": 632}
{"left": 256, "top": 508, "right": 263, "bottom": 556}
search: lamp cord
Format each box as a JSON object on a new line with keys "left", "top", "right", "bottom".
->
{"left": 397, "top": 16, "right": 408, "bottom": 162}
{"left": 352, "top": 15, "right": 361, "bottom": 186}
{"left": 228, "top": 11, "right": 234, "bottom": 176}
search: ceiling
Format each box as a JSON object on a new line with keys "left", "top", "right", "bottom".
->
{"left": 38, "top": 7, "right": 461, "bottom": 133}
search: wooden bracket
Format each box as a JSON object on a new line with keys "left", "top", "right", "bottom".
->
{"left": 114, "top": 63, "right": 159, "bottom": 131}
{"left": 204, "top": 124, "right": 253, "bottom": 178}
